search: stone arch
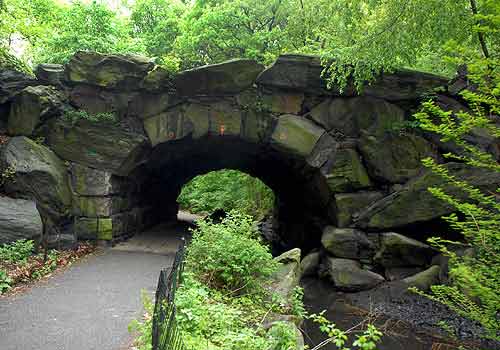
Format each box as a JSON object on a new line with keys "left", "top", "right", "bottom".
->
{"left": 2, "top": 51, "right": 499, "bottom": 255}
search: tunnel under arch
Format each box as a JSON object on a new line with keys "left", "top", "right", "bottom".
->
{"left": 3, "top": 50, "right": 498, "bottom": 255}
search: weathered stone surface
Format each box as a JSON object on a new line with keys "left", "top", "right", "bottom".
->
{"left": 334, "top": 191, "right": 385, "bottom": 227}
{"left": 307, "top": 97, "right": 405, "bottom": 137}
{"left": 174, "top": 59, "right": 264, "bottom": 96}
{"left": 256, "top": 54, "right": 332, "bottom": 94}
{"left": 208, "top": 100, "right": 243, "bottom": 137}
{"left": 323, "top": 148, "right": 371, "bottom": 193}
{"left": 0, "top": 70, "right": 37, "bottom": 104}
{"left": 402, "top": 265, "right": 440, "bottom": 291}
{"left": 321, "top": 257, "right": 385, "bottom": 291}
{"left": 262, "top": 91, "right": 304, "bottom": 115}
{"left": 47, "top": 119, "right": 150, "bottom": 175}
{"left": 241, "top": 108, "right": 274, "bottom": 143}
{"left": 72, "top": 195, "right": 129, "bottom": 217}
{"left": 69, "top": 85, "right": 129, "bottom": 115}
{"left": 306, "top": 133, "right": 338, "bottom": 169}
{"left": 8, "top": 85, "right": 65, "bottom": 136}
{"left": 143, "top": 105, "right": 187, "bottom": 146}
{"left": 385, "top": 267, "right": 423, "bottom": 281}
{"left": 128, "top": 91, "right": 175, "bottom": 119}
{"left": 359, "top": 133, "right": 437, "bottom": 184}
{"left": 271, "top": 115, "right": 324, "bottom": 157}
{"left": 300, "top": 251, "right": 321, "bottom": 277}
{"left": 0, "top": 196, "right": 43, "bottom": 244}
{"left": 374, "top": 232, "right": 434, "bottom": 267}
{"left": 70, "top": 163, "right": 126, "bottom": 196}
{"left": 45, "top": 233, "right": 77, "bottom": 250}
{"left": 74, "top": 217, "right": 113, "bottom": 240}
{"left": 272, "top": 248, "right": 302, "bottom": 299}
{"left": 35, "top": 64, "right": 64, "bottom": 86}
{"left": 140, "top": 66, "right": 174, "bottom": 91}
{"left": 64, "top": 51, "right": 154, "bottom": 89}
{"left": 1, "top": 136, "right": 72, "bottom": 218}
{"left": 321, "top": 227, "right": 374, "bottom": 259}
{"left": 364, "top": 69, "right": 448, "bottom": 101}
{"left": 355, "top": 163, "right": 500, "bottom": 230}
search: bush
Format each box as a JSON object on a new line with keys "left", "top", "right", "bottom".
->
{"left": 0, "top": 239, "right": 35, "bottom": 264}
{"left": 0, "top": 269, "right": 12, "bottom": 294}
{"left": 62, "top": 110, "right": 117, "bottom": 125}
{"left": 186, "top": 211, "right": 278, "bottom": 292}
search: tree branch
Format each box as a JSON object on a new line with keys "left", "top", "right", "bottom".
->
{"left": 469, "top": 0, "right": 489, "bottom": 58}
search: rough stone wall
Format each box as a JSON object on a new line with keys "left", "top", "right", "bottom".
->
{"left": 0, "top": 51, "right": 498, "bottom": 262}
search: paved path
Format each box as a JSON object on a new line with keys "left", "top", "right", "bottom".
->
{"left": 0, "top": 215, "right": 195, "bottom": 350}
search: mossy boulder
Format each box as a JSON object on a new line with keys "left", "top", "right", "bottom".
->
{"left": 47, "top": 119, "right": 150, "bottom": 175}
{"left": 300, "top": 251, "right": 321, "bottom": 277}
{"left": 271, "top": 115, "right": 324, "bottom": 158}
{"left": 334, "top": 191, "right": 384, "bottom": 227}
{"left": 374, "top": 232, "right": 435, "bottom": 267}
{"left": 323, "top": 148, "right": 371, "bottom": 193}
{"left": 271, "top": 248, "right": 302, "bottom": 300}
{"left": 0, "top": 196, "right": 43, "bottom": 244}
{"left": 0, "top": 70, "right": 37, "bottom": 104}
{"left": 307, "top": 96, "right": 405, "bottom": 137}
{"left": 321, "top": 227, "right": 375, "bottom": 260}
{"left": 355, "top": 163, "right": 500, "bottom": 230}
{"left": 70, "top": 163, "right": 127, "bottom": 196}
{"left": 174, "top": 59, "right": 264, "bottom": 96}
{"left": 74, "top": 217, "right": 113, "bottom": 240}
{"left": 402, "top": 265, "right": 440, "bottom": 291}
{"left": 320, "top": 257, "right": 385, "bottom": 291}
{"left": 64, "top": 51, "right": 154, "bottom": 89}
{"left": 1, "top": 136, "right": 72, "bottom": 220}
{"left": 72, "top": 195, "right": 129, "bottom": 217}
{"left": 359, "top": 133, "right": 437, "bottom": 184}
{"left": 261, "top": 91, "right": 304, "bottom": 115}
{"left": 8, "top": 85, "right": 66, "bottom": 136}
{"left": 35, "top": 64, "right": 64, "bottom": 86}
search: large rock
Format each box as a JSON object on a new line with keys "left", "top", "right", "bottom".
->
{"left": 300, "top": 251, "right": 321, "bottom": 277}
{"left": 321, "top": 227, "right": 375, "bottom": 260}
{"left": 70, "top": 163, "right": 127, "bottom": 196}
{"left": 0, "top": 196, "right": 43, "bottom": 244}
{"left": 323, "top": 148, "right": 371, "bottom": 193}
{"left": 359, "top": 133, "right": 437, "bottom": 184}
{"left": 72, "top": 195, "right": 129, "bottom": 217}
{"left": 47, "top": 119, "right": 150, "bottom": 175}
{"left": 64, "top": 51, "right": 154, "bottom": 89}
{"left": 320, "top": 257, "right": 385, "bottom": 291}
{"left": 271, "top": 248, "right": 302, "bottom": 300}
{"left": 334, "top": 191, "right": 384, "bottom": 227}
{"left": 1, "top": 136, "right": 72, "bottom": 219}
{"left": 261, "top": 91, "right": 304, "bottom": 115}
{"left": 307, "top": 97, "right": 405, "bottom": 137}
{"left": 0, "top": 70, "right": 37, "bottom": 104}
{"left": 271, "top": 115, "right": 325, "bottom": 157}
{"left": 174, "top": 59, "right": 264, "bottom": 96}
{"left": 35, "top": 64, "right": 64, "bottom": 86}
{"left": 8, "top": 85, "right": 65, "bottom": 136}
{"left": 374, "top": 232, "right": 434, "bottom": 267}
{"left": 355, "top": 163, "right": 500, "bottom": 230}
{"left": 402, "top": 265, "right": 440, "bottom": 291}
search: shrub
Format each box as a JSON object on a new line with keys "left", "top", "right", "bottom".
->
{"left": 62, "top": 110, "right": 117, "bottom": 125}
{"left": 0, "top": 269, "right": 12, "bottom": 294}
{"left": 185, "top": 211, "right": 278, "bottom": 292}
{"left": 0, "top": 239, "right": 35, "bottom": 264}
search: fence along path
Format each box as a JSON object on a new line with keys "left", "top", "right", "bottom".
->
{"left": 152, "top": 244, "right": 187, "bottom": 350}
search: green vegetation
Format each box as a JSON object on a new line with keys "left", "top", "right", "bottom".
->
{"left": 0, "top": 268, "right": 12, "bottom": 293}
{"left": 412, "top": 44, "right": 500, "bottom": 339}
{"left": 62, "top": 110, "right": 118, "bottom": 126}
{"left": 0, "top": 238, "right": 34, "bottom": 264}
{"left": 177, "top": 170, "right": 275, "bottom": 220}
{"left": 1, "top": 1, "right": 499, "bottom": 88}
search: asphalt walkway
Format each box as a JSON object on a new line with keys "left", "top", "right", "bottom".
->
{"left": 0, "top": 215, "right": 196, "bottom": 350}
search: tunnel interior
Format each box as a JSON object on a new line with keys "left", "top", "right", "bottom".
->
{"left": 124, "top": 135, "right": 331, "bottom": 254}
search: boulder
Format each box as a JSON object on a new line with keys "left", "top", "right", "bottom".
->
{"left": 385, "top": 267, "right": 423, "bottom": 281}
{"left": 320, "top": 257, "right": 385, "bottom": 291}
{"left": 306, "top": 133, "right": 338, "bottom": 169}
{"left": 355, "top": 163, "right": 500, "bottom": 230}
{"left": 140, "top": 66, "right": 175, "bottom": 92}
{"left": 256, "top": 54, "right": 334, "bottom": 95}
{"left": 64, "top": 51, "right": 154, "bottom": 89}
{"left": 1, "top": 136, "right": 72, "bottom": 219}
{"left": 272, "top": 248, "right": 302, "bottom": 300}
{"left": 174, "top": 59, "right": 264, "bottom": 96}
{"left": 323, "top": 148, "right": 371, "bottom": 193}
{"left": 0, "top": 196, "right": 43, "bottom": 244}
{"left": 47, "top": 119, "right": 150, "bottom": 176}
{"left": 8, "top": 85, "right": 65, "bottom": 136}
{"left": 402, "top": 265, "right": 440, "bottom": 291}
{"left": 271, "top": 115, "right": 325, "bottom": 158}
{"left": 334, "top": 191, "right": 385, "bottom": 227}
{"left": 68, "top": 84, "right": 129, "bottom": 115}
{"left": 321, "top": 227, "right": 375, "bottom": 260}
{"left": 74, "top": 217, "right": 113, "bottom": 240}
{"left": 261, "top": 91, "right": 304, "bottom": 115}
{"left": 35, "top": 64, "right": 64, "bottom": 86}
{"left": 300, "top": 251, "right": 321, "bottom": 277}
{"left": 359, "top": 133, "right": 437, "bottom": 184}
{"left": 374, "top": 232, "right": 434, "bottom": 267}
{"left": 70, "top": 163, "right": 127, "bottom": 196}
{"left": 307, "top": 97, "right": 405, "bottom": 137}
{"left": 0, "top": 70, "right": 37, "bottom": 104}
{"left": 45, "top": 233, "right": 77, "bottom": 250}
{"left": 72, "top": 195, "right": 129, "bottom": 217}
{"left": 363, "top": 69, "right": 448, "bottom": 102}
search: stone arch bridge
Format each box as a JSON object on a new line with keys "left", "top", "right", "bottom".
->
{"left": 0, "top": 51, "right": 498, "bottom": 258}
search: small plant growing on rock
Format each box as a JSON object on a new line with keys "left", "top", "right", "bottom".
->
{"left": 62, "top": 110, "right": 118, "bottom": 125}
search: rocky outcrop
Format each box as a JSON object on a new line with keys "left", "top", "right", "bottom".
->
{"left": 0, "top": 196, "right": 43, "bottom": 244}
{"left": 1, "top": 137, "right": 72, "bottom": 221}
{"left": 321, "top": 227, "right": 374, "bottom": 260}
{"left": 374, "top": 232, "right": 435, "bottom": 267}
{"left": 271, "top": 115, "right": 324, "bottom": 157}
{"left": 320, "top": 257, "right": 385, "bottom": 291}
{"left": 300, "top": 251, "right": 320, "bottom": 277}
{"left": 0, "top": 70, "right": 37, "bottom": 105}
{"left": 334, "top": 191, "right": 384, "bottom": 227}
{"left": 271, "top": 248, "right": 302, "bottom": 300}
{"left": 35, "top": 64, "right": 64, "bottom": 86}
{"left": 323, "top": 148, "right": 371, "bottom": 193}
